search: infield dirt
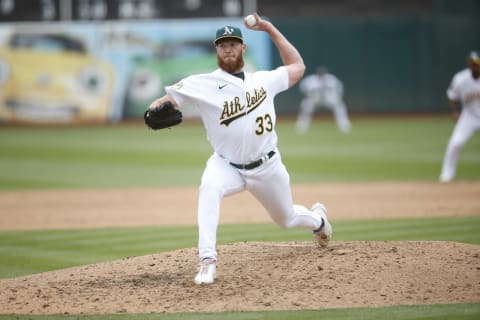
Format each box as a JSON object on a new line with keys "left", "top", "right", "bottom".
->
{"left": 0, "top": 181, "right": 479, "bottom": 314}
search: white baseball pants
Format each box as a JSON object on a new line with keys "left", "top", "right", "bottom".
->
{"left": 197, "top": 151, "right": 322, "bottom": 261}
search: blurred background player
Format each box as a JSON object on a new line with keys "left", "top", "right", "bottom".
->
{"left": 295, "top": 66, "right": 351, "bottom": 134}
{"left": 439, "top": 51, "right": 480, "bottom": 183}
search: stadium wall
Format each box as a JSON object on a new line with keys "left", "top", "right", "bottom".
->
{"left": 271, "top": 14, "right": 480, "bottom": 114}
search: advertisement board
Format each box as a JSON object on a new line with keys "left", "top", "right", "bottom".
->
{"left": 0, "top": 18, "right": 270, "bottom": 123}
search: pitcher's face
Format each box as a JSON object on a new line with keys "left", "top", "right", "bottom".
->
{"left": 216, "top": 40, "right": 245, "bottom": 74}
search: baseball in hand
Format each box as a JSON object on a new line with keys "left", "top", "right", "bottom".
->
{"left": 245, "top": 14, "right": 256, "bottom": 27}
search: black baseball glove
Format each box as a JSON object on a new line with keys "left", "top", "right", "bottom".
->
{"left": 144, "top": 101, "right": 182, "bottom": 130}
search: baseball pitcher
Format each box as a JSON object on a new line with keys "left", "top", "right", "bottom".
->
{"left": 146, "top": 13, "right": 332, "bottom": 285}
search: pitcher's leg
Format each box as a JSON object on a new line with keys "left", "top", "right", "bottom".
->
{"left": 246, "top": 156, "right": 322, "bottom": 231}
{"left": 197, "top": 184, "right": 221, "bottom": 261}
{"left": 198, "top": 154, "right": 245, "bottom": 260}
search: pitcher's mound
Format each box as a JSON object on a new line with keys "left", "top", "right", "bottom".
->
{"left": 1, "top": 241, "right": 479, "bottom": 314}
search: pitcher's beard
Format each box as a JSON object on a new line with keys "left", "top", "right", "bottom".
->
{"left": 218, "top": 55, "right": 244, "bottom": 74}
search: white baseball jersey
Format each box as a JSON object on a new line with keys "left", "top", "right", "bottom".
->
{"left": 166, "top": 66, "right": 288, "bottom": 164}
{"left": 447, "top": 68, "right": 480, "bottom": 118}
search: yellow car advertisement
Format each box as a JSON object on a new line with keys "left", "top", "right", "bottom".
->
{"left": 0, "top": 31, "right": 114, "bottom": 123}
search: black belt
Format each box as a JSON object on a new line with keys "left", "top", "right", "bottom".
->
{"left": 230, "top": 151, "right": 276, "bottom": 170}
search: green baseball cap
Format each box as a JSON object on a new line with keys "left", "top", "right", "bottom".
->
{"left": 214, "top": 26, "right": 243, "bottom": 44}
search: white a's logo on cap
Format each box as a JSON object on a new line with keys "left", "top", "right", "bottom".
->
{"left": 223, "top": 27, "right": 234, "bottom": 35}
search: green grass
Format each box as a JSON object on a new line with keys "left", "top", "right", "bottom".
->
{"left": 1, "top": 303, "right": 479, "bottom": 319}
{"left": 1, "top": 216, "right": 479, "bottom": 279}
{"left": 0, "top": 116, "right": 479, "bottom": 189}
{"left": 0, "top": 124, "right": 212, "bottom": 189}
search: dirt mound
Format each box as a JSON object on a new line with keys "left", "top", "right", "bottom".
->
{"left": 1, "top": 240, "right": 479, "bottom": 314}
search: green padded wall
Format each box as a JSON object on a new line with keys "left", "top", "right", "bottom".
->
{"left": 271, "top": 15, "right": 480, "bottom": 114}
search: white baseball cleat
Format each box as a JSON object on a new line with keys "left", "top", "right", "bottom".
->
{"left": 194, "top": 258, "right": 216, "bottom": 285}
{"left": 311, "top": 202, "right": 332, "bottom": 248}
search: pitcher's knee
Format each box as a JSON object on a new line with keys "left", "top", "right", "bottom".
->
{"left": 200, "top": 176, "right": 223, "bottom": 192}
{"left": 276, "top": 217, "right": 295, "bottom": 229}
